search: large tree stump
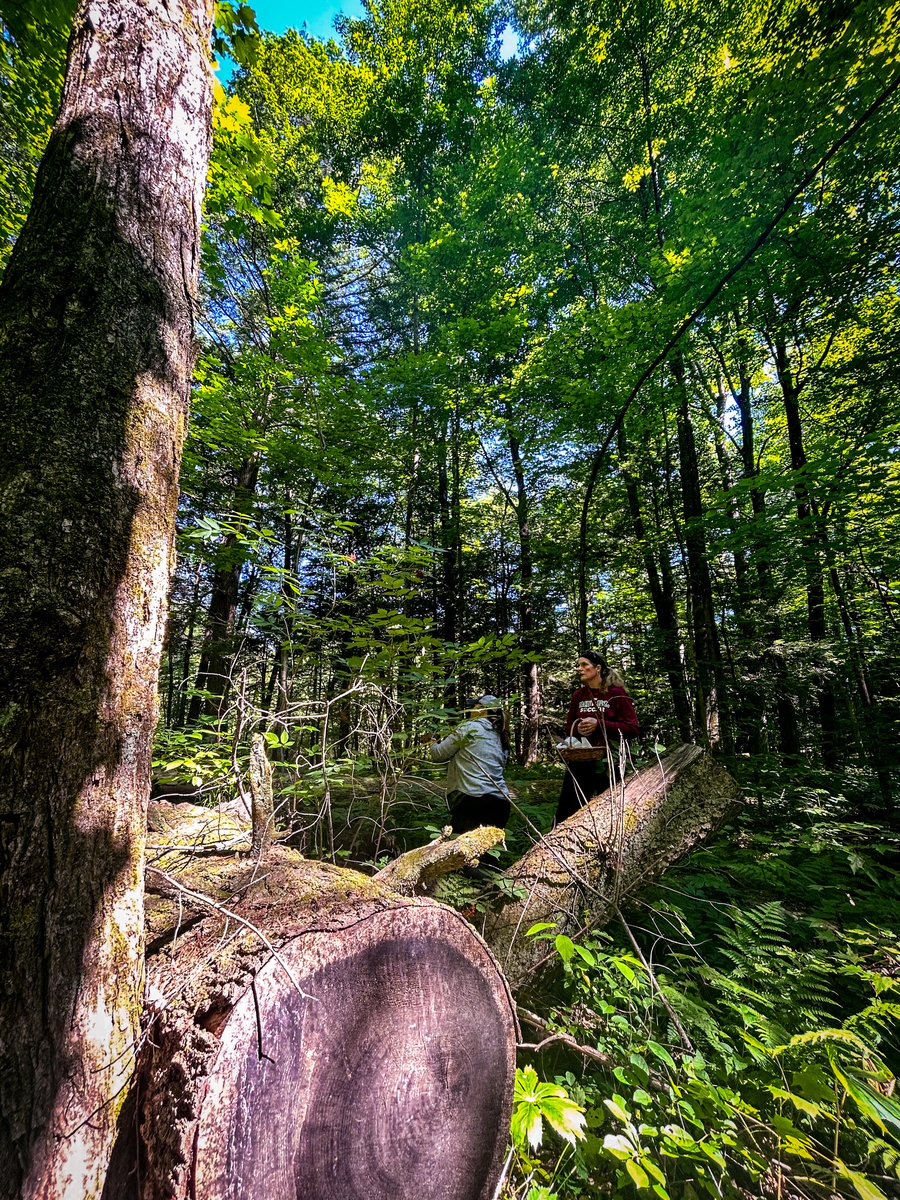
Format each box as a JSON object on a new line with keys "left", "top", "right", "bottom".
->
{"left": 104, "top": 801, "right": 516, "bottom": 1200}
{"left": 483, "top": 745, "right": 740, "bottom": 988}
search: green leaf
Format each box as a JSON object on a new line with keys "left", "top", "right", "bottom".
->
{"left": 646, "top": 1041, "right": 677, "bottom": 1070}
{"left": 626, "top": 1159, "right": 650, "bottom": 1189}
{"left": 613, "top": 957, "right": 637, "bottom": 983}
{"left": 573, "top": 943, "right": 596, "bottom": 966}
{"left": 602, "top": 1133, "right": 634, "bottom": 1159}
{"left": 540, "top": 1094, "right": 588, "bottom": 1144}
{"left": 604, "top": 1097, "right": 630, "bottom": 1123}
{"left": 766, "top": 1085, "right": 826, "bottom": 1119}
{"left": 512, "top": 1067, "right": 585, "bottom": 1150}
{"left": 833, "top": 1063, "right": 900, "bottom": 1144}
{"left": 842, "top": 1168, "right": 889, "bottom": 1200}
{"left": 555, "top": 934, "right": 575, "bottom": 965}
{"left": 792, "top": 1065, "right": 835, "bottom": 1105}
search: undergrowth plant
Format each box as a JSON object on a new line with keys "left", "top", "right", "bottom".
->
{"left": 498, "top": 772, "right": 900, "bottom": 1200}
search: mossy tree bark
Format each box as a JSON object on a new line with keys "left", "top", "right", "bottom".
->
{"left": 0, "top": 2, "right": 214, "bottom": 1196}
{"left": 483, "top": 745, "right": 740, "bottom": 989}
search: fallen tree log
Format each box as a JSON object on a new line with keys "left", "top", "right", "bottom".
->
{"left": 483, "top": 744, "right": 740, "bottom": 988}
{"left": 104, "top": 801, "right": 517, "bottom": 1200}
{"left": 107, "top": 747, "right": 737, "bottom": 1197}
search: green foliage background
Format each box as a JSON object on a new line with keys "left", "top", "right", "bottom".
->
{"left": 1, "top": 0, "right": 898, "bottom": 1194}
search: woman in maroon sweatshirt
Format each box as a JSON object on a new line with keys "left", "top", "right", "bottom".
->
{"left": 555, "top": 651, "right": 640, "bottom": 824}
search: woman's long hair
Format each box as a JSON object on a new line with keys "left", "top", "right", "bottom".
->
{"left": 477, "top": 698, "right": 510, "bottom": 754}
{"left": 581, "top": 649, "right": 626, "bottom": 690}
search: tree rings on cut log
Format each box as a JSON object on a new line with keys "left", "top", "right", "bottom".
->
{"left": 106, "top": 836, "right": 516, "bottom": 1200}
{"left": 195, "top": 907, "right": 513, "bottom": 1200}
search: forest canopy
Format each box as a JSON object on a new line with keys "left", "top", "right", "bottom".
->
{"left": 141, "top": 0, "right": 899, "bottom": 785}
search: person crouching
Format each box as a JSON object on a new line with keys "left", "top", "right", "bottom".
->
{"left": 421, "top": 696, "right": 511, "bottom": 833}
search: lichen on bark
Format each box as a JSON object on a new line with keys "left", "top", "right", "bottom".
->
{"left": 0, "top": 2, "right": 215, "bottom": 1195}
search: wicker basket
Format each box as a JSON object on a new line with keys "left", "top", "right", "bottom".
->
{"left": 557, "top": 743, "right": 607, "bottom": 762}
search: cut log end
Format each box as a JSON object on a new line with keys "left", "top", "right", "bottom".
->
{"left": 108, "top": 848, "right": 516, "bottom": 1200}
{"left": 197, "top": 911, "right": 511, "bottom": 1200}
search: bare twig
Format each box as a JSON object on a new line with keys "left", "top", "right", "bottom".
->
{"left": 615, "top": 906, "right": 694, "bottom": 1052}
{"left": 516, "top": 1007, "right": 669, "bottom": 1092}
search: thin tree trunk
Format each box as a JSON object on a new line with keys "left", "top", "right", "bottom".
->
{"left": 705, "top": 371, "right": 762, "bottom": 751}
{"left": 437, "top": 409, "right": 459, "bottom": 649}
{"left": 617, "top": 424, "right": 691, "bottom": 740}
{"left": 187, "top": 452, "right": 260, "bottom": 723}
{"left": 827, "top": 561, "right": 892, "bottom": 807}
{"left": 272, "top": 508, "right": 296, "bottom": 758}
{"left": 507, "top": 420, "right": 541, "bottom": 765}
{"left": 671, "top": 359, "right": 732, "bottom": 750}
{"left": 403, "top": 296, "right": 421, "bottom": 548}
{"left": 0, "top": 1, "right": 213, "bottom": 1195}
{"left": 732, "top": 330, "right": 799, "bottom": 759}
{"left": 774, "top": 339, "right": 838, "bottom": 766}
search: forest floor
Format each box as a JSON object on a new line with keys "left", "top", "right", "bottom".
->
{"left": 285, "top": 756, "right": 900, "bottom": 1199}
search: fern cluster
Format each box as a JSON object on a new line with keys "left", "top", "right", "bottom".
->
{"left": 500, "top": 770, "right": 900, "bottom": 1200}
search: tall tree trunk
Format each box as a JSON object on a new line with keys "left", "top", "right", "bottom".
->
{"left": 187, "top": 452, "right": 260, "bottom": 723}
{"left": 0, "top": 2, "right": 213, "bottom": 1196}
{"left": 732, "top": 331, "right": 799, "bottom": 759}
{"left": 708, "top": 373, "right": 752, "bottom": 623}
{"left": 437, "top": 409, "right": 460, "bottom": 650}
{"left": 827, "top": 558, "right": 892, "bottom": 807}
{"left": 704, "top": 372, "right": 762, "bottom": 751}
{"left": 271, "top": 508, "right": 295, "bottom": 759}
{"left": 403, "top": 295, "right": 421, "bottom": 548}
{"left": 404, "top": 399, "right": 421, "bottom": 548}
{"left": 617, "top": 424, "right": 691, "bottom": 740}
{"left": 508, "top": 420, "right": 541, "bottom": 765}
{"left": 774, "top": 340, "right": 838, "bottom": 766}
{"left": 671, "top": 359, "right": 732, "bottom": 750}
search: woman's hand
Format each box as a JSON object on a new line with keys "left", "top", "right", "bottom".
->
{"left": 576, "top": 717, "right": 598, "bottom": 735}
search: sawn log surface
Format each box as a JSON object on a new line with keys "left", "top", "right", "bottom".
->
{"left": 105, "top": 803, "right": 517, "bottom": 1200}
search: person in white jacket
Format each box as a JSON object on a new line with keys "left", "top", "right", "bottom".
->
{"left": 422, "top": 695, "right": 510, "bottom": 833}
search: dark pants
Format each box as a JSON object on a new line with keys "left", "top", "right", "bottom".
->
{"left": 554, "top": 760, "right": 609, "bottom": 825}
{"left": 448, "top": 792, "right": 511, "bottom": 834}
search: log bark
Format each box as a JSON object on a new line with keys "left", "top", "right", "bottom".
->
{"left": 0, "top": 3, "right": 213, "bottom": 1196}
{"left": 483, "top": 745, "right": 740, "bottom": 988}
{"left": 104, "top": 802, "right": 517, "bottom": 1200}
{"left": 375, "top": 824, "right": 506, "bottom": 894}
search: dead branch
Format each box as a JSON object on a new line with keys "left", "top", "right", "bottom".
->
{"left": 374, "top": 825, "right": 506, "bottom": 895}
